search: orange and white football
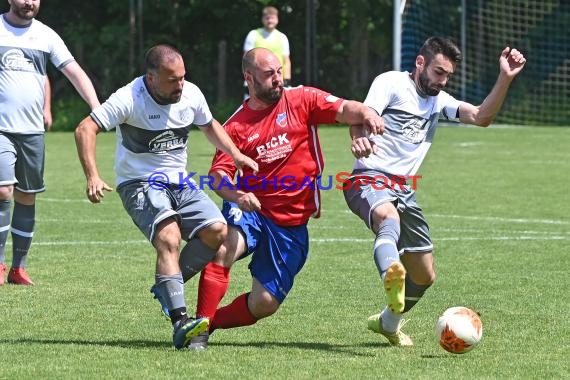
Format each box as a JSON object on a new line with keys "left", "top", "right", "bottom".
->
{"left": 435, "top": 306, "right": 483, "bottom": 354}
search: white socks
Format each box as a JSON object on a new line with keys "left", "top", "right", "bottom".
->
{"left": 380, "top": 306, "right": 402, "bottom": 333}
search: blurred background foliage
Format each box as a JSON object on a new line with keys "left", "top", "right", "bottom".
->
{"left": 1, "top": 0, "right": 393, "bottom": 130}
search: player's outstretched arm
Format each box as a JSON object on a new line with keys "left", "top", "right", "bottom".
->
{"left": 201, "top": 120, "right": 258, "bottom": 175}
{"left": 459, "top": 47, "right": 526, "bottom": 127}
{"left": 336, "top": 100, "right": 385, "bottom": 135}
{"left": 74, "top": 116, "right": 113, "bottom": 203}
{"left": 339, "top": 102, "right": 383, "bottom": 159}
{"left": 61, "top": 61, "right": 100, "bottom": 111}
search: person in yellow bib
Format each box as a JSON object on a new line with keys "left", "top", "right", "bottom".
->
{"left": 243, "top": 6, "right": 291, "bottom": 99}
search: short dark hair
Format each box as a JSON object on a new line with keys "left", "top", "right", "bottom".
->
{"left": 144, "top": 44, "right": 182, "bottom": 72}
{"left": 419, "top": 37, "right": 462, "bottom": 65}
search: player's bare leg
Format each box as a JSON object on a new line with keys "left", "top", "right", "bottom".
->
{"left": 248, "top": 278, "right": 280, "bottom": 319}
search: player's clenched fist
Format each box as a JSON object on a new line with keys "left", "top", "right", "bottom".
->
{"left": 499, "top": 47, "right": 526, "bottom": 77}
{"left": 236, "top": 192, "right": 261, "bottom": 212}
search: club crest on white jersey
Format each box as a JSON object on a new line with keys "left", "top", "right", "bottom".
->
{"left": 149, "top": 130, "right": 186, "bottom": 154}
{"left": 1, "top": 49, "right": 35, "bottom": 72}
{"left": 402, "top": 117, "right": 429, "bottom": 144}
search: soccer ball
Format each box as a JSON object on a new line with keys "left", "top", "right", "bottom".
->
{"left": 435, "top": 306, "right": 482, "bottom": 354}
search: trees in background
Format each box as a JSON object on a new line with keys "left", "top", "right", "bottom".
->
{"left": 1, "top": 1, "right": 392, "bottom": 129}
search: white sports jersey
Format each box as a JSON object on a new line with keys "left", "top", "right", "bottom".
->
{"left": 355, "top": 71, "right": 461, "bottom": 176}
{"left": 90, "top": 76, "right": 213, "bottom": 186}
{"left": 0, "top": 14, "right": 74, "bottom": 134}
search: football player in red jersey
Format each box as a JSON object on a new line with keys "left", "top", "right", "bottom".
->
{"left": 179, "top": 47, "right": 384, "bottom": 349}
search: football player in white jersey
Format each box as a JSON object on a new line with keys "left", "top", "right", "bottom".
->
{"left": 345, "top": 37, "right": 526, "bottom": 346}
{"left": 0, "top": 0, "right": 99, "bottom": 286}
{"left": 74, "top": 44, "right": 257, "bottom": 349}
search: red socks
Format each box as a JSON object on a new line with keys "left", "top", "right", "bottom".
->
{"left": 197, "top": 263, "right": 258, "bottom": 333}
{"left": 196, "top": 262, "right": 230, "bottom": 320}
{"left": 210, "top": 293, "right": 258, "bottom": 332}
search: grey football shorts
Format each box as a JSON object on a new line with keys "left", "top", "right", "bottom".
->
{"left": 117, "top": 180, "right": 226, "bottom": 242}
{"left": 0, "top": 132, "right": 45, "bottom": 193}
{"left": 343, "top": 169, "right": 433, "bottom": 254}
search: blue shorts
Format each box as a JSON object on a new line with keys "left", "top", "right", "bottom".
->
{"left": 222, "top": 201, "right": 309, "bottom": 303}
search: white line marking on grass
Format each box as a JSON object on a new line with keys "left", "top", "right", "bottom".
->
{"left": 313, "top": 238, "right": 370, "bottom": 243}
{"left": 37, "top": 218, "right": 127, "bottom": 224}
{"left": 429, "top": 214, "right": 569, "bottom": 225}
{"left": 478, "top": 124, "right": 536, "bottom": 129}
{"left": 436, "top": 236, "right": 569, "bottom": 241}
{"left": 5, "top": 233, "right": 569, "bottom": 248}
{"left": 338, "top": 210, "right": 570, "bottom": 225}
{"left": 311, "top": 236, "right": 570, "bottom": 243}
{"left": 309, "top": 225, "right": 355, "bottom": 229}
{"left": 38, "top": 198, "right": 91, "bottom": 203}
{"left": 525, "top": 160, "right": 567, "bottom": 165}
{"left": 5, "top": 240, "right": 147, "bottom": 246}
{"left": 455, "top": 142, "right": 483, "bottom": 148}
{"left": 437, "top": 228, "right": 570, "bottom": 235}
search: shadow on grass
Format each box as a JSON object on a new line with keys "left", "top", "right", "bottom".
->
{"left": 3, "top": 338, "right": 392, "bottom": 355}
{"left": 211, "top": 340, "right": 392, "bottom": 356}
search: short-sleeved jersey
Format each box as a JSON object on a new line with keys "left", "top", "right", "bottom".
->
{"left": 210, "top": 86, "right": 342, "bottom": 226}
{"left": 243, "top": 28, "right": 290, "bottom": 67}
{"left": 0, "top": 14, "right": 75, "bottom": 134}
{"left": 90, "top": 76, "right": 213, "bottom": 186}
{"left": 355, "top": 71, "right": 461, "bottom": 176}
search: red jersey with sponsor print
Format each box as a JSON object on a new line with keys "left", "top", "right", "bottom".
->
{"left": 210, "top": 86, "right": 343, "bottom": 226}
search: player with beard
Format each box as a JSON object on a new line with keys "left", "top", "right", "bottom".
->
{"left": 0, "top": 0, "right": 99, "bottom": 285}
{"left": 173, "top": 47, "right": 384, "bottom": 349}
{"left": 344, "top": 37, "right": 526, "bottom": 346}
{"left": 75, "top": 44, "right": 257, "bottom": 349}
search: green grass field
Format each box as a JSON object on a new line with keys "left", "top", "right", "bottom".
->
{"left": 1, "top": 125, "right": 569, "bottom": 379}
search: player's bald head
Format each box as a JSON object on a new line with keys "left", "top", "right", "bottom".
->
{"left": 145, "top": 44, "right": 183, "bottom": 73}
{"left": 242, "top": 48, "right": 283, "bottom": 105}
{"left": 242, "top": 47, "right": 280, "bottom": 74}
